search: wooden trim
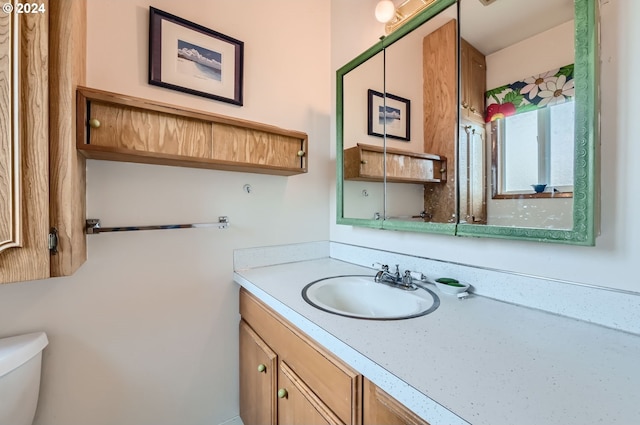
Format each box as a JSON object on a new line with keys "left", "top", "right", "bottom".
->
{"left": 49, "top": 0, "right": 87, "bottom": 277}
{"left": 77, "top": 86, "right": 306, "bottom": 139}
{"left": 493, "top": 192, "right": 573, "bottom": 200}
{"left": 355, "top": 143, "right": 442, "bottom": 160}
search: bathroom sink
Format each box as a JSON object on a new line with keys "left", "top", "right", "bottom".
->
{"left": 301, "top": 275, "right": 439, "bottom": 320}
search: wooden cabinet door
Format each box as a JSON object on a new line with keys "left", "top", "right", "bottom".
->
{"left": 459, "top": 123, "right": 487, "bottom": 224}
{"left": 278, "top": 361, "right": 344, "bottom": 425}
{"left": 1, "top": 0, "right": 87, "bottom": 284}
{"left": 240, "top": 320, "right": 277, "bottom": 425}
{"left": 211, "top": 123, "right": 305, "bottom": 170}
{"left": 461, "top": 39, "right": 486, "bottom": 125}
{"left": 363, "top": 379, "right": 429, "bottom": 425}
{"left": 466, "top": 44, "right": 486, "bottom": 124}
{"left": 87, "top": 101, "right": 214, "bottom": 158}
{"left": 0, "top": 2, "right": 50, "bottom": 284}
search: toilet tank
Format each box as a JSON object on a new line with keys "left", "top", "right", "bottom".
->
{"left": 0, "top": 332, "right": 49, "bottom": 425}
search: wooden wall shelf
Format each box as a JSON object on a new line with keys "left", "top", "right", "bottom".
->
{"left": 344, "top": 143, "right": 446, "bottom": 184}
{"left": 76, "top": 87, "right": 308, "bottom": 176}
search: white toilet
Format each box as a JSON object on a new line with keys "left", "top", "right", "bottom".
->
{"left": 0, "top": 332, "right": 49, "bottom": 425}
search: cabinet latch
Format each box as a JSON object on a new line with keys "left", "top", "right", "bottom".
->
{"left": 48, "top": 228, "right": 59, "bottom": 255}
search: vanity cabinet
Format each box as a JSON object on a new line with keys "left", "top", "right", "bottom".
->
{"left": 239, "top": 288, "right": 433, "bottom": 425}
{"left": 363, "top": 379, "right": 429, "bottom": 425}
{"left": 0, "top": 0, "right": 87, "bottom": 284}
{"left": 344, "top": 144, "right": 445, "bottom": 184}
{"left": 77, "top": 87, "right": 308, "bottom": 176}
{"left": 239, "top": 288, "right": 362, "bottom": 425}
{"left": 460, "top": 39, "right": 486, "bottom": 125}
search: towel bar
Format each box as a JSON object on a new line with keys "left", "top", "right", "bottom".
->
{"left": 85, "top": 217, "right": 229, "bottom": 234}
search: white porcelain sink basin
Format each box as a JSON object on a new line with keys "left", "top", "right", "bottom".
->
{"left": 302, "top": 275, "right": 439, "bottom": 320}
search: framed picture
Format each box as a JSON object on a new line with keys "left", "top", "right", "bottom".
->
{"left": 149, "top": 7, "right": 244, "bottom": 106}
{"left": 367, "top": 89, "right": 410, "bottom": 141}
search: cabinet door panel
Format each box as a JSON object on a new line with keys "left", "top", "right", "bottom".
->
{"left": 212, "top": 123, "right": 304, "bottom": 169}
{"left": 0, "top": 4, "right": 50, "bottom": 284}
{"left": 240, "top": 320, "right": 277, "bottom": 425}
{"left": 88, "top": 101, "right": 213, "bottom": 158}
{"left": 460, "top": 39, "right": 486, "bottom": 125}
{"left": 278, "top": 361, "right": 344, "bottom": 425}
{"left": 363, "top": 379, "right": 429, "bottom": 425}
{"left": 0, "top": 7, "right": 21, "bottom": 254}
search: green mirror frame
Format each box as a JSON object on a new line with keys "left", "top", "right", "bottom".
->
{"left": 336, "top": 0, "right": 598, "bottom": 245}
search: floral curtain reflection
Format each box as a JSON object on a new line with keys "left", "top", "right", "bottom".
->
{"left": 485, "top": 64, "right": 574, "bottom": 122}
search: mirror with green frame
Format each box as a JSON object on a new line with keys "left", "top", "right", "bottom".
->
{"left": 336, "top": 0, "right": 597, "bottom": 245}
{"left": 456, "top": 0, "right": 597, "bottom": 244}
{"left": 337, "top": 0, "right": 459, "bottom": 235}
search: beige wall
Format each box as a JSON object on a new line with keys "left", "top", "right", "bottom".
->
{"left": 0, "top": 1, "right": 638, "bottom": 424}
{"left": 331, "top": 0, "right": 640, "bottom": 293}
{"left": 0, "top": 1, "right": 330, "bottom": 424}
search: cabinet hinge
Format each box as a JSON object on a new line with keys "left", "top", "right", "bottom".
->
{"left": 48, "top": 228, "right": 59, "bottom": 255}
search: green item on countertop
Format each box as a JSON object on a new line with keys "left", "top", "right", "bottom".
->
{"left": 435, "top": 277, "right": 464, "bottom": 287}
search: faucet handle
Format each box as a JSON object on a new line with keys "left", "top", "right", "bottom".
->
{"left": 402, "top": 270, "right": 413, "bottom": 285}
{"left": 406, "top": 270, "right": 427, "bottom": 281}
{"left": 372, "top": 262, "right": 388, "bottom": 270}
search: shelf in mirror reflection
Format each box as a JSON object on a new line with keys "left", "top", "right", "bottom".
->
{"left": 336, "top": 0, "right": 596, "bottom": 243}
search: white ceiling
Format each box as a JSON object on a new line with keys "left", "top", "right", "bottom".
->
{"left": 460, "top": 0, "right": 574, "bottom": 55}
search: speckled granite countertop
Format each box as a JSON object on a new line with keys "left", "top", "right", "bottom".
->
{"left": 233, "top": 258, "right": 640, "bottom": 425}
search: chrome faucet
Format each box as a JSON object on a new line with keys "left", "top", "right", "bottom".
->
{"left": 373, "top": 264, "right": 416, "bottom": 290}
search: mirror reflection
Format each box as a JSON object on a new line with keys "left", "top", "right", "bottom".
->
{"left": 338, "top": 0, "right": 595, "bottom": 244}
{"left": 384, "top": 5, "right": 457, "bottom": 223}
{"left": 459, "top": 0, "right": 575, "bottom": 229}
{"left": 342, "top": 51, "right": 386, "bottom": 221}
{"left": 341, "top": 3, "right": 458, "bottom": 224}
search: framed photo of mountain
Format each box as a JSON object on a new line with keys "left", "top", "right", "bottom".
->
{"left": 367, "top": 89, "right": 410, "bottom": 141}
{"left": 149, "top": 7, "right": 244, "bottom": 106}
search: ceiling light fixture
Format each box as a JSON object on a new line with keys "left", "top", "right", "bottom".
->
{"left": 375, "top": 0, "right": 396, "bottom": 24}
{"left": 376, "top": 0, "right": 437, "bottom": 34}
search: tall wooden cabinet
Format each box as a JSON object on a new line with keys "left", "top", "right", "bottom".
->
{"left": 422, "top": 20, "right": 457, "bottom": 223}
{"left": 0, "top": 0, "right": 86, "bottom": 284}
{"left": 421, "top": 21, "right": 487, "bottom": 223}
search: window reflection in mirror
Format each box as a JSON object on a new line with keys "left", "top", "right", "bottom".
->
{"left": 494, "top": 102, "right": 575, "bottom": 196}
{"left": 459, "top": 0, "right": 575, "bottom": 229}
